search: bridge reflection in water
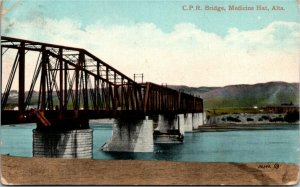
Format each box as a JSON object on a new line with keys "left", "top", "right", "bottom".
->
{"left": 1, "top": 36, "right": 204, "bottom": 158}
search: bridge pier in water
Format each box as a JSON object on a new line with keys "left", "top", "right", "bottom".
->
{"left": 193, "top": 113, "right": 204, "bottom": 128}
{"left": 102, "top": 116, "right": 154, "bottom": 152}
{"left": 184, "top": 113, "right": 205, "bottom": 132}
{"left": 32, "top": 117, "right": 93, "bottom": 159}
{"left": 154, "top": 114, "right": 185, "bottom": 143}
{"left": 184, "top": 113, "right": 194, "bottom": 132}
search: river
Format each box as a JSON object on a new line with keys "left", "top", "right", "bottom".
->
{"left": 1, "top": 122, "right": 299, "bottom": 163}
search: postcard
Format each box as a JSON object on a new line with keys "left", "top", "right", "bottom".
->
{"left": 0, "top": 0, "right": 299, "bottom": 185}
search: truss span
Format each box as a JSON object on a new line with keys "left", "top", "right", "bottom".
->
{"left": 1, "top": 36, "right": 203, "bottom": 125}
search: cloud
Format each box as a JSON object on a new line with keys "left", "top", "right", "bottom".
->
{"left": 225, "top": 21, "right": 300, "bottom": 53}
{"left": 1, "top": 17, "right": 299, "bottom": 89}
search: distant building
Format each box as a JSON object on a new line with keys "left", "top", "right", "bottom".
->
{"left": 264, "top": 103, "right": 299, "bottom": 113}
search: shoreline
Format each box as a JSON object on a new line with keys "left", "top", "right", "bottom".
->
{"left": 1, "top": 155, "right": 299, "bottom": 185}
{"left": 194, "top": 123, "right": 298, "bottom": 132}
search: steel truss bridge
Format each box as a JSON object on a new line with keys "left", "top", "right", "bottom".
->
{"left": 1, "top": 36, "right": 203, "bottom": 128}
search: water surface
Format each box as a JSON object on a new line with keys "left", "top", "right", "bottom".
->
{"left": 1, "top": 123, "right": 299, "bottom": 163}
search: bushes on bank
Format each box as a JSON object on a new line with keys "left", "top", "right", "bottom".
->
{"left": 247, "top": 118, "right": 254, "bottom": 121}
{"left": 261, "top": 115, "right": 270, "bottom": 120}
{"left": 226, "top": 116, "right": 241, "bottom": 122}
{"left": 284, "top": 110, "right": 299, "bottom": 123}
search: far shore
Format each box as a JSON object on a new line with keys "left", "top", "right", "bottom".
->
{"left": 201, "top": 123, "right": 299, "bottom": 126}
{"left": 1, "top": 155, "right": 299, "bottom": 185}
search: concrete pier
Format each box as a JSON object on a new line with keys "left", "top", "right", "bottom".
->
{"left": 156, "top": 115, "right": 172, "bottom": 133}
{"left": 184, "top": 113, "right": 193, "bottom": 132}
{"left": 102, "top": 117, "right": 153, "bottom": 152}
{"left": 203, "top": 112, "right": 207, "bottom": 124}
{"left": 178, "top": 114, "right": 185, "bottom": 134}
{"left": 182, "top": 113, "right": 205, "bottom": 132}
{"left": 155, "top": 114, "right": 185, "bottom": 134}
{"left": 192, "top": 113, "right": 204, "bottom": 129}
{"left": 154, "top": 114, "right": 185, "bottom": 143}
{"left": 33, "top": 128, "right": 93, "bottom": 159}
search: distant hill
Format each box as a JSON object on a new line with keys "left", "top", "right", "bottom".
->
{"left": 170, "top": 82, "right": 299, "bottom": 109}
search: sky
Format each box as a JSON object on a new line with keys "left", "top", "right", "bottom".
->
{"left": 1, "top": 0, "right": 300, "bottom": 87}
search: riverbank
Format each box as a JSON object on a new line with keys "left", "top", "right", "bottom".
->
{"left": 1, "top": 155, "right": 298, "bottom": 185}
{"left": 206, "top": 113, "right": 298, "bottom": 125}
